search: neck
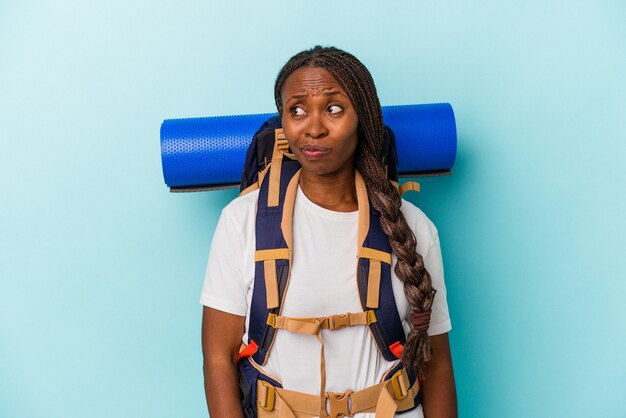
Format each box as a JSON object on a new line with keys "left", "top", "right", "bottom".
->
{"left": 298, "top": 167, "right": 358, "bottom": 212}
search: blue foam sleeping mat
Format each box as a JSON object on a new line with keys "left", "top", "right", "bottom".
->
{"left": 160, "top": 103, "right": 456, "bottom": 192}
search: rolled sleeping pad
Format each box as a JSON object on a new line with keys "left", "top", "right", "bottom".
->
{"left": 160, "top": 103, "right": 456, "bottom": 191}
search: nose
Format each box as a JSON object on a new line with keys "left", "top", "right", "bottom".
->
{"left": 305, "top": 111, "right": 328, "bottom": 139}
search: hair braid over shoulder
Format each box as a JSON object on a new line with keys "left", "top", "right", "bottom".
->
{"left": 274, "top": 46, "right": 436, "bottom": 377}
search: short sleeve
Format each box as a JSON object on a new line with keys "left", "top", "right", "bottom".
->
{"left": 425, "top": 234, "right": 452, "bottom": 336}
{"left": 200, "top": 209, "right": 248, "bottom": 316}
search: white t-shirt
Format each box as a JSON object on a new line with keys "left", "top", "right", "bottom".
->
{"left": 201, "top": 186, "right": 451, "bottom": 418}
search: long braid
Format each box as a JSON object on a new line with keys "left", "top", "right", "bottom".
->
{"left": 274, "top": 46, "right": 436, "bottom": 377}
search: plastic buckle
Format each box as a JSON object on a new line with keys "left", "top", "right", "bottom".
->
{"left": 325, "top": 390, "right": 353, "bottom": 418}
{"left": 388, "top": 341, "right": 403, "bottom": 359}
{"left": 259, "top": 382, "right": 275, "bottom": 411}
{"left": 391, "top": 370, "right": 409, "bottom": 400}
{"left": 330, "top": 313, "right": 351, "bottom": 330}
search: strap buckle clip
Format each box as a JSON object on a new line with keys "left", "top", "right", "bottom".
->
{"left": 325, "top": 390, "right": 353, "bottom": 418}
{"left": 329, "top": 313, "right": 351, "bottom": 330}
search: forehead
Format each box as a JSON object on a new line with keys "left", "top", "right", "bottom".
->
{"left": 281, "top": 66, "right": 346, "bottom": 98}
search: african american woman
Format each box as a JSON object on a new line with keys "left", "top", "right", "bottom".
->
{"left": 201, "top": 46, "right": 457, "bottom": 418}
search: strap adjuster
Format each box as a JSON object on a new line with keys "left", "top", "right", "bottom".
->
{"left": 266, "top": 313, "right": 276, "bottom": 328}
{"left": 366, "top": 310, "right": 377, "bottom": 325}
{"left": 391, "top": 370, "right": 410, "bottom": 400}
{"left": 259, "top": 381, "right": 275, "bottom": 411}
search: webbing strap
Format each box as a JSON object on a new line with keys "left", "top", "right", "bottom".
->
{"left": 359, "top": 247, "right": 392, "bottom": 264}
{"left": 267, "top": 129, "right": 287, "bottom": 207}
{"left": 391, "top": 180, "right": 421, "bottom": 196}
{"left": 255, "top": 367, "right": 419, "bottom": 418}
{"left": 367, "top": 259, "right": 382, "bottom": 308}
{"left": 263, "top": 260, "right": 279, "bottom": 309}
{"left": 280, "top": 169, "right": 300, "bottom": 252}
{"left": 264, "top": 310, "right": 376, "bottom": 416}
{"left": 360, "top": 247, "right": 389, "bottom": 309}
{"left": 275, "top": 131, "right": 296, "bottom": 160}
{"left": 400, "top": 181, "right": 420, "bottom": 195}
{"left": 254, "top": 249, "right": 290, "bottom": 261}
{"left": 266, "top": 311, "right": 376, "bottom": 335}
{"left": 317, "top": 330, "right": 327, "bottom": 414}
{"left": 355, "top": 171, "right": 370, "bottom": 258}
{"left": 255, "top": 250, "right": 289, "bottom": 309}
{"left": 375, "top": 384, "right": 399, "bottom": 418}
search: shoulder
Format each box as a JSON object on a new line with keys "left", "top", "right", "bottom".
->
{"left": 399, "top": 199, "right": 439, "bottom": 255}
{"left": 213, "top": 189, "right": 260, "bottom": 244}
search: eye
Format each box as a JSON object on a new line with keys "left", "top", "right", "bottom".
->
{"left": 327, "top": 105, "right": 343, "bottom": 114}
{"left": 290, "top": 106, "right": 305, "bottom": 116}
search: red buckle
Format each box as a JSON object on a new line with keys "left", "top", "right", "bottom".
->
{"left": 389, "top": 341, "right": 403, "bottom": 358}
{"left": 237, "top": 340, "right": 258, "bottom": 361}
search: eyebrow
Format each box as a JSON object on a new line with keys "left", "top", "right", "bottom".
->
{"left": 287, "top": 90, "right": 347, "bottom": 101}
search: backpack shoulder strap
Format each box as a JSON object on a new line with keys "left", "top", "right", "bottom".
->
{"left": 355, "top": 171, "right": 408, "bottom": 361}
{"left": 247, "top": 136, "right": 301, "bottom": 365}
{"left": 244, "top": 130, "right": 409, "bottom": 363}
{"left": 240, "top": 125, "right": 297, "bottom": 197}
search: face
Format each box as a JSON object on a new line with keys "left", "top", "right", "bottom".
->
{"left": 280, "top": 66, "right": 359, "bottom": 178}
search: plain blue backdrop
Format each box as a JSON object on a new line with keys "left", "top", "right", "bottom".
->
{"left": 1, "top": 1, "right": 625, "bottom": 417}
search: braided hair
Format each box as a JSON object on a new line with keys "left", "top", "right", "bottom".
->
{"left": 274, "top": 46, "right": 436, "bottom": 377}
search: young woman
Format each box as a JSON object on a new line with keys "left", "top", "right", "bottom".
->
{"left": 201, "top": 46, "right": 457, "bottom": 418}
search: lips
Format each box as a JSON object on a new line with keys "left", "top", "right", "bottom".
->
{"left": 301, "top": 144, "right": 329, "bottom": 159}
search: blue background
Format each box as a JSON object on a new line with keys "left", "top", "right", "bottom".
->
{"left": 1, "top": 1, "right": 624, "bottom": 417}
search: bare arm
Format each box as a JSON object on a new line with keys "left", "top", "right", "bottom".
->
{"left": 420, "top": 333, "right": 458, "bottom": 418}
{"left": 201, "top": 306, "right": 246, "bottom": 418}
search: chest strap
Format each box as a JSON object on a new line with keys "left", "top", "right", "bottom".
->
{"left": 255, "top": 367, "right": 418, "bottom": 418}
{"left": 266, "top": 311, "right": 377, "bottom": 335}
{"left": 263, "top": 311, "right": 378, "bottom": 415}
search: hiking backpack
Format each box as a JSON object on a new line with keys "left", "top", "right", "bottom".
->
{"left": 236, "top": 116, "right": 421, "bottom": 418}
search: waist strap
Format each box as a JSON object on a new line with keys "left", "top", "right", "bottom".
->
{"left": 256, "top": 367, "right": 418, "bottom": 418}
